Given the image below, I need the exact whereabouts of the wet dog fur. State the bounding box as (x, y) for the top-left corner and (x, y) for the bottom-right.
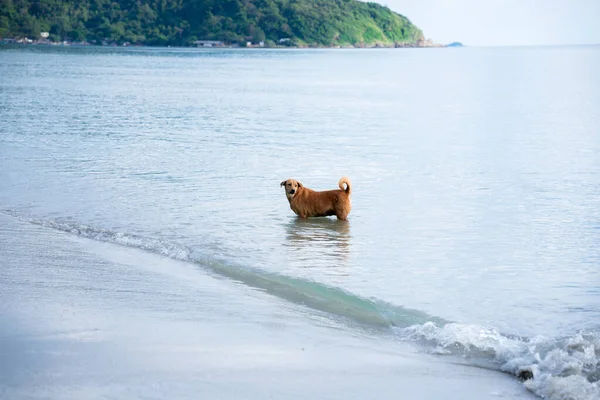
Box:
(280, 177), (351, 220)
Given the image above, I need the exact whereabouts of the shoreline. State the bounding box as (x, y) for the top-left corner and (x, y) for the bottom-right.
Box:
(2, 35), (454, 50)
(0, 213), (534, 400)
(0, 41), (457, 50)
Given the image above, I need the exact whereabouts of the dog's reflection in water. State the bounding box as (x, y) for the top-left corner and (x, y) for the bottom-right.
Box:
(284, 217), (351, 267)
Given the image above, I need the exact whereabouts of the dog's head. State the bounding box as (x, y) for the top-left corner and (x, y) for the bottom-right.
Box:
(280, 178), (302, 200)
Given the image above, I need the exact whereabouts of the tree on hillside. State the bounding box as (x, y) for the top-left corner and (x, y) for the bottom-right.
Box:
(0, 0), (423, 47)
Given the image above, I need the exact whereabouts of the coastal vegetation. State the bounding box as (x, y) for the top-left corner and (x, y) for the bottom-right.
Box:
(0, 0), (423, 47)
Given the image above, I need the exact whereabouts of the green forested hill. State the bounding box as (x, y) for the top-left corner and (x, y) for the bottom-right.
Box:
(0, 0), (423, 47)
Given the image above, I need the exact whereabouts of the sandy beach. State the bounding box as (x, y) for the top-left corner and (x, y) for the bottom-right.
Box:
(0, 214), (535, 399)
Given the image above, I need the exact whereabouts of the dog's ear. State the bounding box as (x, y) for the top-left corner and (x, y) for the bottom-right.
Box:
(280, 180), (286, 187)
(297, 182), (302, 188)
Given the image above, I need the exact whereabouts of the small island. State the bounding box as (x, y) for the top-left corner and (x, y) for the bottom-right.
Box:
(0, 0), (440, 48)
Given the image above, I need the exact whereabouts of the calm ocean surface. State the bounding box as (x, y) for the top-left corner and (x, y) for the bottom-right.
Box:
(1, 45), (599, 399)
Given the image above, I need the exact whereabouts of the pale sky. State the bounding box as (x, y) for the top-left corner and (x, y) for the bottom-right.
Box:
(381, 0), (600, 46)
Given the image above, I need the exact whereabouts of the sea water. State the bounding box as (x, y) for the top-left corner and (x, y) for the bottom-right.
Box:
(1, 45), (599, 399)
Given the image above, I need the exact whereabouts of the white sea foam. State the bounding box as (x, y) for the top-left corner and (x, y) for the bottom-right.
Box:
(402, 322), (600, 400)
(29, 217), (194, 262)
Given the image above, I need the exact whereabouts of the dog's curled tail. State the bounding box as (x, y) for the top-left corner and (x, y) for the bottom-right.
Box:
(338, 177), (351, 194)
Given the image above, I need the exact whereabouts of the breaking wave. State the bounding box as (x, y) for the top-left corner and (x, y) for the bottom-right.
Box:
(403, 323), (600, 400)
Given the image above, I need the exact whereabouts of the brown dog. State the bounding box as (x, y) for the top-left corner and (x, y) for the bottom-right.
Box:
(280, 177), (352, 220)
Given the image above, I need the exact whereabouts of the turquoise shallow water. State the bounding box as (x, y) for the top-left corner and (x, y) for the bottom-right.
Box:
(1, 45), (600, 399)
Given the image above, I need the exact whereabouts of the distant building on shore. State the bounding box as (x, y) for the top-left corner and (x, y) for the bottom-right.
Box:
(194, 40), (224, 48)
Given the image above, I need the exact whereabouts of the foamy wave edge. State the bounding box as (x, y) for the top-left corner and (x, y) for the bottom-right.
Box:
(6, 211), (600, 400)
(401, 322), (600, 400)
